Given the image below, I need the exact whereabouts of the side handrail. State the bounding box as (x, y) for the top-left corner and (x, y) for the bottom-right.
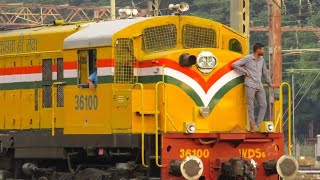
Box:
(155, 81), (166, 167)
(274, 82), (292, 155)
(159, 65), (178, 131)
(134, 83), (148, 168)
(51, 82), (66, 136)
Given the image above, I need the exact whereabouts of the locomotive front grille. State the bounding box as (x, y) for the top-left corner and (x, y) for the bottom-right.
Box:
(143, 24), (177, 52)
(182, 24), (216, 48)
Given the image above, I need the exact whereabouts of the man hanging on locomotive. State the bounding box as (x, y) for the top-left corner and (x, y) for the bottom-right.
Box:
(232, 43), (277, 132)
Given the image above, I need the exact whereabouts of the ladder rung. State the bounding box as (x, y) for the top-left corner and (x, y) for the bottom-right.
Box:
(136, 111), (160, 115)
(148, 155), (160, 160)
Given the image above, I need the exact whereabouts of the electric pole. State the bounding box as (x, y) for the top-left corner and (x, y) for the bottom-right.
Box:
(111, 0), (116, 20)
(230, 0), (250, 52)
(268, 0), (282, 88)
(292, 73), (296, 157)
(267, 0), (282, 126)
(147, 0), (159, 16)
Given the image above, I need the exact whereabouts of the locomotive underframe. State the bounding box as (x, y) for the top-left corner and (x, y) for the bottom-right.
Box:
(0, 129), (160, 179)
(0, 129), (284, 180)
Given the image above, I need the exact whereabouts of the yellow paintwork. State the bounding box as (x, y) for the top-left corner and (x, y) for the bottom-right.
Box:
(0, 24), (84, 131)
(63, 84), (113, 134)
(0, 15), (276, 136)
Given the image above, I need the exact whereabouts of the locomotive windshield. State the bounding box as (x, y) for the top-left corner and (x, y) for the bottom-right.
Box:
(182, 24), (216, 48)
(143, 24), (177, 52)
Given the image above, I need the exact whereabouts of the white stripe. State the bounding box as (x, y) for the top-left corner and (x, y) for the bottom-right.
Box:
(170, 70), (241, 106)
(0, 67), (242, 106)
(52, 72), (57, 80)
(0, 67), (114, 83)
(64, 70), (77, 78)
(0, 74), (42, 83)
(137, 67), (242, 106)
(205, 71), (242, 105)
(98, 67), (113, 76)
(137, 67), (163, 76)
(165, 68), (208, 104)
(22, 73), (42, 82)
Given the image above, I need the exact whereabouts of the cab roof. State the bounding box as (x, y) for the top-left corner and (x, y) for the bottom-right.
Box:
(63, 17), (150, 49)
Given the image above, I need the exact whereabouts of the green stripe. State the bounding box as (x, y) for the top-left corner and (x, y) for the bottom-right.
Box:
(140, 75), (244, 111)
(0, 82), (35, 90)
(0, 75), (243, 112)
(208, 76), (244, 110)
(98, 76), (114, 83)
(138, 75), (162, 83)
(166, 76), (204, 106)
(138, 75), (204, 106)
(0, 76), (113, 90)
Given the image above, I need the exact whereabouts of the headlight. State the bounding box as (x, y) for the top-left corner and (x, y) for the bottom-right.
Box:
(132, 9), (138, 16)
(267, 124), (274, 132)
(197, 57), (207, 68)
(196, 51), (218, 74)
(184, 122), (196, 134)
(186, 123), (196, 133)
(206, 56), (216, 68)
(259, 121), (274, 132)
(125, 9), (132, 15)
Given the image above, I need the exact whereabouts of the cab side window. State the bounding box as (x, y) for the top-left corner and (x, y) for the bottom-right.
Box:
(42, 59), (52, 108)
(229, 38), (243, 54)
(77, 49), (97, 87)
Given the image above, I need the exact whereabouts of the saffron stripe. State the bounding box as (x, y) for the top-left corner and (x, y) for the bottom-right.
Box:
(0, 58), (239, 93)
(138, 58), (239, 92)
(0, 59), (113, 75)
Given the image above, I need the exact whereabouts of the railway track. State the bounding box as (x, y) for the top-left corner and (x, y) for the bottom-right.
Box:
(295, 168), (320, 179)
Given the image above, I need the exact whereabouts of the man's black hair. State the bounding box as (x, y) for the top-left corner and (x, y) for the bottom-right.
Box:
(253, 43), (264, 52)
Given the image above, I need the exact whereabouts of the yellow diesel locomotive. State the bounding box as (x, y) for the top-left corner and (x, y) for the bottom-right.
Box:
(0, 10), (297, 180)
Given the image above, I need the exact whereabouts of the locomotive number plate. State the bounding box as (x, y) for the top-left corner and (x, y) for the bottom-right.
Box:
(74, 95), (98, 110)
(179, 149), (210, 159)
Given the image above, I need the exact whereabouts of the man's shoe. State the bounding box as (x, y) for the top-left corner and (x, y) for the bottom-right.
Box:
(249, 120), (258, 132)
(251, 125), (259, 132)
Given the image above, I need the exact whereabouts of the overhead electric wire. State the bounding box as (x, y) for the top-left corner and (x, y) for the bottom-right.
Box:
(283, 70), (320, 126)
(282, 57), (320, 126)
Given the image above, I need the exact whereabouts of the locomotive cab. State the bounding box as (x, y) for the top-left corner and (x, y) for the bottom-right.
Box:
(61, 15), (250, 135)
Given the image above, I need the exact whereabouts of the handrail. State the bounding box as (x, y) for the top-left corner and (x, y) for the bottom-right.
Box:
(274, 82), (292, 155)
(134, 83), (148, 168)
(274, 113), (282, 132)
(155, 81), (166, 167)
(161, 65), (165, 82)
(51, 82), (66, 136)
